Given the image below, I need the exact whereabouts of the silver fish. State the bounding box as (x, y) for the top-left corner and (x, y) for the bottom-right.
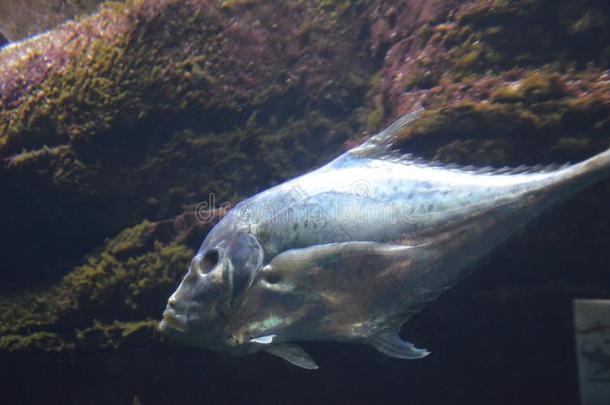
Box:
(159, 110), (610, 369)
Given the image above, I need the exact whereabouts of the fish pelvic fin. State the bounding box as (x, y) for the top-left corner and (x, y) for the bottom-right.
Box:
(369, 331), (430, 360)
(265, 343), (319, 370)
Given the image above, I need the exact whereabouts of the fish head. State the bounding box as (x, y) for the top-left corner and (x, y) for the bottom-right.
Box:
(159, 222), (264, 350)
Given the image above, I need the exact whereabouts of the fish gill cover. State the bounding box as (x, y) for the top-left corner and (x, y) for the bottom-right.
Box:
(0, 0), (608, 404)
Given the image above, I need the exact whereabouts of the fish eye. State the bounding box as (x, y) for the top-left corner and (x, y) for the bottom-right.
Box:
(201, 249), (220, 273)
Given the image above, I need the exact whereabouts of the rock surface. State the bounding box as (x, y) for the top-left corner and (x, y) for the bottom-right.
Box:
(0, 0), (609, 404)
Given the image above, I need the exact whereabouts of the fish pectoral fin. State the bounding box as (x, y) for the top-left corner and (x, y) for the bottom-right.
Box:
(265, 343), (319, 370)
(268, 241), (415, 277)
(369, 332), (430, 360)
(250, 334), (276, 344)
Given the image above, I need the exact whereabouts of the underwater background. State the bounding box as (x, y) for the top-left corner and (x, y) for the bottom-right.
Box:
(1, 0), (609, 404)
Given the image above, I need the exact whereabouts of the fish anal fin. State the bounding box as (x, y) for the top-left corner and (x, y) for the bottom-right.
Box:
(369, 331), (430, 360)
(265, 343), (319, 370)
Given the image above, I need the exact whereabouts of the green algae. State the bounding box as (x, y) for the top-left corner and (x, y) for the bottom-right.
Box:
(376, 0), (610, 167)
(220, 0), (256, 10)
(455, 49), (481, 71)
(393, 81), (610, 168)
(0, 332), (73, 352)
(0, 217), (193, 351)
(404, 71), (439, 91)
(463, 0), (610, 69)
(366, 105), (384, 133)
(76, 319), (159, 349)
(449, 34), (503, 78)
(58, 236), (193, 315)
(106, 220), (157, 257)
(0, 3), (135, 151)
(491, 72), (566, 103)
(0, 0), (283, 153)
(316, 0), (357, 15)
(565, 7), (607, 34)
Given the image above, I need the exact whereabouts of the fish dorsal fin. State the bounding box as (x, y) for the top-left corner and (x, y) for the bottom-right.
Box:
(353, 108), (424, 158)
(382, 158), (572, 176)
(350, 108), (572, 176)
(369, 331), (430, 360)
(265, 343), (319, 370)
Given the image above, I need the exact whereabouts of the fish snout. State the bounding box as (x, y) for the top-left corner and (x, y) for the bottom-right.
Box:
(159, 293), (187, 330)
(159, 250), (232, 340)
(161, 308), (188, 332)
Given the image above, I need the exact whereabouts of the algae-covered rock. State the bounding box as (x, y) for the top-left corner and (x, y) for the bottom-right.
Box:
(372, 0), (610, 169)
(0, 0), (106, 43)
(0, 0), (372, 287)
(0, 211), (204, 350)
(0, 0), (609, 404)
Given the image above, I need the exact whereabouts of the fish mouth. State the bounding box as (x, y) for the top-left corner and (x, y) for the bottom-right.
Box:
(160, 310), (188, 333)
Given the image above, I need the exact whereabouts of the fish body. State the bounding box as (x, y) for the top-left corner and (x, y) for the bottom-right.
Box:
(159, 111), (610, 369)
